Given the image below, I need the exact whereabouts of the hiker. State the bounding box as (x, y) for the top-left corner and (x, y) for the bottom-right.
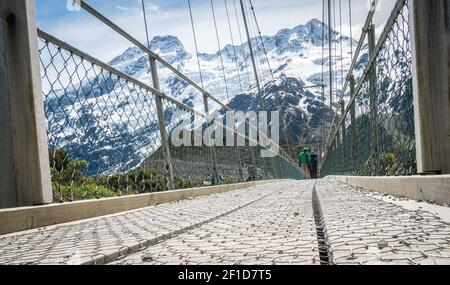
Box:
(247, 163), (256, 181)
(309, 151), (319, 179)
(298, 148), (310, 179)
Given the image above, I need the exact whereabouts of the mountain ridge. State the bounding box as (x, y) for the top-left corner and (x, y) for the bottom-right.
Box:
(45, 18), (361, 175)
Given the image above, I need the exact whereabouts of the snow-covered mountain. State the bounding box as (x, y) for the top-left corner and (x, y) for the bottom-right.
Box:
(107, 18), (359, 111)
(45, 18), (364, 176)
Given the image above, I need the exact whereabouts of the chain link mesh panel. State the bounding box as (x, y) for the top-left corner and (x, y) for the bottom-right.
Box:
(162, 99), (216, 187)
(39, 38), (174, 202)
(322, 1), (415, 177)
(39, 34), (304, 202)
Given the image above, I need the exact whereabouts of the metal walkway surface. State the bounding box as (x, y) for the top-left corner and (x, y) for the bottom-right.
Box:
(0, 179), (449, 265)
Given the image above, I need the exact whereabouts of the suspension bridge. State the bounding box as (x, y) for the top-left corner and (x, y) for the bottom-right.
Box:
(0, 0), (449, 265)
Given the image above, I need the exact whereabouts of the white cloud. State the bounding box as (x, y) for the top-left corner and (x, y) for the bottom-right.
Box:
(140, 1), (169, 16)
(38, 0), (397, 62)
(116, 6), (130, 12)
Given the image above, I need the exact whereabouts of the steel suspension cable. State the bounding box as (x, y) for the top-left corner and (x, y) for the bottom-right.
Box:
(210, 0), (231, 103)
(246, 0), (275, 178)
(321, 0), (326, 160)
(233, 0), (252, 89)
(187, 0), (205, 89)
(244, 0), (263, 87)
(141, 0), (151, 48)
(72, 0), (301, 172)
(327, 0), (333, 108)
(333, 0), (338, 102)
(348, 0), (354, 61)
(246, 2), (265, 86)
(248, 0), (293, 157)
(247, 1), (267, 87)
(224, 0), (244, 93)
(322, 0), (325, 88)
(249, 0), (275, 82)
(339, 0), (344, 99)
(239, 0), (272, 178)
(239, 0), (264, 103)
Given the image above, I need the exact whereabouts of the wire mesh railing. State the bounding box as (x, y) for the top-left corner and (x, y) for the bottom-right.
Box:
(40, 35), (169, 201)
(161, 99), (216, 185)
(321, 0), (415, 177)
(38, 28), (303, 202)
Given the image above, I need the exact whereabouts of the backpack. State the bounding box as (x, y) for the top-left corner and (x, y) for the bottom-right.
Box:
(310, 154), (318, 166)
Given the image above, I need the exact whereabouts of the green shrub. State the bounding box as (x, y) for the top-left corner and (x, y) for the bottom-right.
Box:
(49, 148), (206, 202)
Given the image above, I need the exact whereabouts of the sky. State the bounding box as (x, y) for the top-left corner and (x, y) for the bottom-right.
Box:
(35, 0), (396, 62)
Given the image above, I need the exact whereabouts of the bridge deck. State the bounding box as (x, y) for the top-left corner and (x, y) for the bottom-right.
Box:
(0, 179), (449, 265)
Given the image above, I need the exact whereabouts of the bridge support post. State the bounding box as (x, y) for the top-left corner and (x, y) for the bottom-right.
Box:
(150, 58), (175, 190)
(367, 23), (379, 176)
(270, 153), (278, 178)
(340, 100), (346, 171)
(330, 143), (335, 175)
(280, 157), (286, 179)
(233, 120), (243, 182)
(349, 75), (357, 175)
(409, 0), (450, 175)
(275, 157), (280, 179)
(225, 111), (243, 182)
(340, 101), (346, 146)
(202, 94), (220, 185)
(261, 153), (271, 180)
(276, 156), (283, 178)
(335, 113), (341, 173)
(234, 137), (244, 182)
(0, 0), (52, 208)
(249, 147), (257, 180)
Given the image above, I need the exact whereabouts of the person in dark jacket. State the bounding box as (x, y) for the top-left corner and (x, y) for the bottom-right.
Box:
(247, 163), (256, 181)
(309, 151), (319, 179)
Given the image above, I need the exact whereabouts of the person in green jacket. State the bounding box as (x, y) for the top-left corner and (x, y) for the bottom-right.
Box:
(298, 148), (310, 179)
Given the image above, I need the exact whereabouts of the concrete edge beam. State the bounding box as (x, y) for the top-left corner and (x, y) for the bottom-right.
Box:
(327, 175), (450, 206)
(0, 180), (285, 235)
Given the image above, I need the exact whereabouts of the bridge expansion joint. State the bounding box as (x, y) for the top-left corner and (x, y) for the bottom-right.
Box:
(312, 184), (333, 265)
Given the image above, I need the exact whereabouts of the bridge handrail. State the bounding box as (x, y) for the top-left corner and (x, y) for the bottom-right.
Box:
(78, 1), (229, 112)
(38, 32), (303, 191)
(37, 29), (206, 118)
(323, 0), (378, 154)
(321, 0), (409, 169)
(76, 0), (300, 171)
